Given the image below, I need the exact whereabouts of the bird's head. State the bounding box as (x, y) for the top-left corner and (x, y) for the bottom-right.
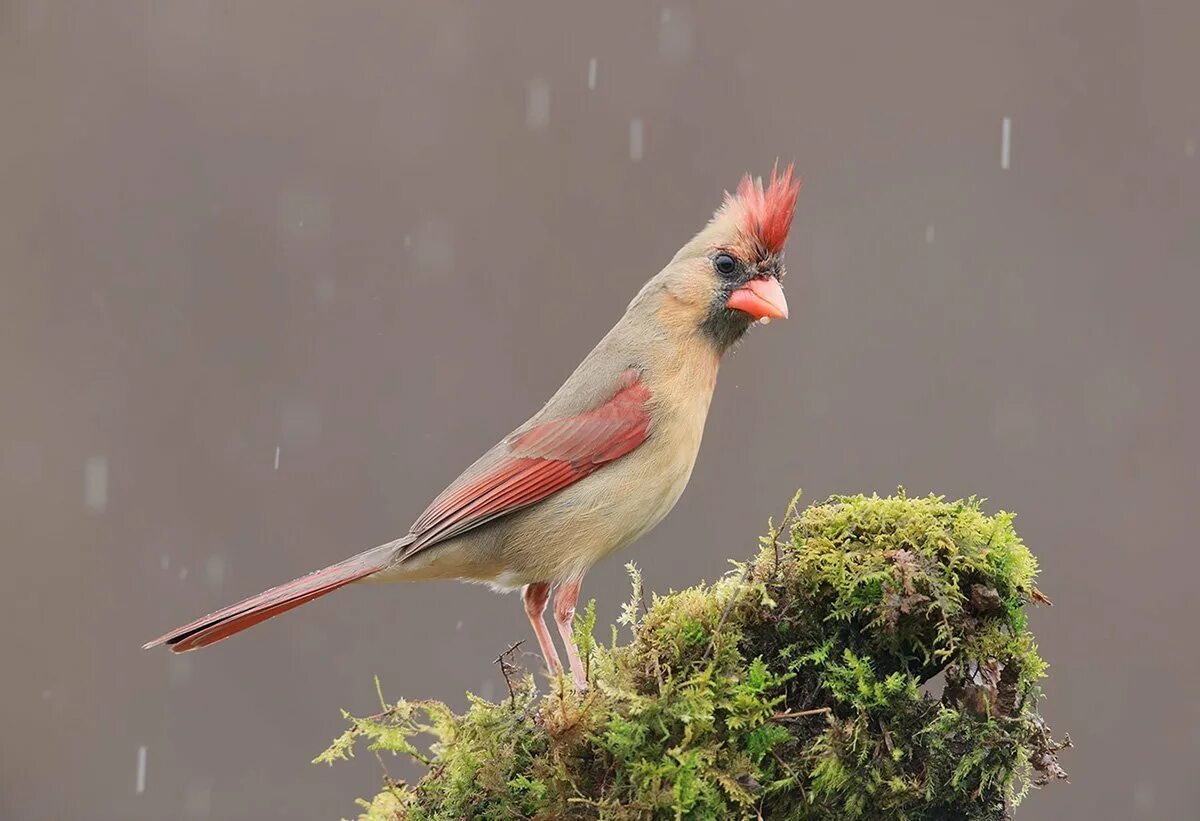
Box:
(655, 165), (801, 352)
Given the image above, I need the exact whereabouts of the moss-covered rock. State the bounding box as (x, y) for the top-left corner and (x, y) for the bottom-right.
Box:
(317, 491), (1068, 819)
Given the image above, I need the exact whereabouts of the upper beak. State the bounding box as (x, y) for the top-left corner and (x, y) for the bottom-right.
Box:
(726, 276), (789, 321)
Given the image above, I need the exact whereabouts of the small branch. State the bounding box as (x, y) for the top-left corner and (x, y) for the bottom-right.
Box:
(770, 489), (803, 578)
(372, 749), (394, 783)
(704, 493), (801, 662)
(702, 560), (754, 662)
(493, 640), (525, 709)
(879, 718), (895, 756)
(771, 707), (831, 722)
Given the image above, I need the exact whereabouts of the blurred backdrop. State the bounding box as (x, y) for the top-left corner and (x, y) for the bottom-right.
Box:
(2, 2), (1198, 819)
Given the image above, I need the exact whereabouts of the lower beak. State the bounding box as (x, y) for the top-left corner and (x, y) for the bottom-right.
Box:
(726, 277), (789, 320)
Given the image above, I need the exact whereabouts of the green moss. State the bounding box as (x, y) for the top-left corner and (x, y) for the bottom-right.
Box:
(317, 491), (1068, 819)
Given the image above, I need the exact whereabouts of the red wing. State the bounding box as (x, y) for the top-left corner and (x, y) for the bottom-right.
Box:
(403, 370), (651, 554)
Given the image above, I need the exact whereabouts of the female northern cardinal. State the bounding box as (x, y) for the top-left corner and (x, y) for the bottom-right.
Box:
(145, 167), (801, 690)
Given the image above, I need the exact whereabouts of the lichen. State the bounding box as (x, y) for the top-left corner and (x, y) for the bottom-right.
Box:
(317, 491), (1068, 819)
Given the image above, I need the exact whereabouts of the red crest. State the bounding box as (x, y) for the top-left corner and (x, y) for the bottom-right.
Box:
(726, 164), (802, 256)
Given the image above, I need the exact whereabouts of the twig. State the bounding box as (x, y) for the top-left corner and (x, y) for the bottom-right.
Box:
(373, 749), (394, 783)
(493, 640), (525, 709)
(879, 717), (895, 756)
(567, 796), (653, 812)
(703, 493), (802, 662)
(702, 560), (754, 662)
(771, 749), (797, 777)
(771, 707), (831, 722)
(770, 489), (803, 578)
(772, 528), (782, 573)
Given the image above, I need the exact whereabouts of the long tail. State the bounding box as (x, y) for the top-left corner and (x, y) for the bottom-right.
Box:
(143, 541), (404, 653)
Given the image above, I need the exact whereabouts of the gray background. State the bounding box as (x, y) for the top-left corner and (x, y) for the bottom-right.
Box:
(2, 2), (1198, 819)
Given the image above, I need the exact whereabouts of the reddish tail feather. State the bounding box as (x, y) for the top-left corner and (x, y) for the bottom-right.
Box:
(143, 543), (399, 653)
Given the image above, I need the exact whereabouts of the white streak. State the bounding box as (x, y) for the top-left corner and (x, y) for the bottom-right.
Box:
(925, 224), (935, 244)
(1000, 117), (1012, 170)
(315, 277), (336, 304)
(657, 7), (692, 63)
(410, 221), (455, 274)
(273, 446), (280, 471)
(1134, 782), (1155, 811)
(136, 746), (147, 794)
(526, 78), (550, 130)
(629, 118), (644, 161)
(587, 58), (597, 90)
(205, 554), (226, 586)
(184, 782), (213, 818)
(85, 456), (108, 512)
(281, 401), (322, 438)
(170, 654), (194, 685)
(278, 191), (330, 240)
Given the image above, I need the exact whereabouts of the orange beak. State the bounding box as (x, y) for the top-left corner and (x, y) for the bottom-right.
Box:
(726, 277), (788, 321)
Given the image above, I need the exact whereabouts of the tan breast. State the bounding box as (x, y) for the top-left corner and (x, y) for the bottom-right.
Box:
(492, 337), (719, 584)
(387, 315), (723, 589)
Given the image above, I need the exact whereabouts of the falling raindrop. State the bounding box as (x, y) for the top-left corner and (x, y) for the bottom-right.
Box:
(179, 567), (189, 581)
(170, 654), (194, 686)
(526, 78), (551, 130)
(1000, 117), (1012, 170)
(991, 394), (1037, 443)
(658, 7), (692, 63)
(315, 277), (336, 304)
(411, 221), (455, 275)
(281, 401), (322, 439)
(84, 456), (108, 512)
(925, 224), (935, 244)
(161, 555), (170, 570)
(278, 191), (331, 240)
(205, 555), (226, 586)
(629, 118), (644, 161)
(184, 781), (213, 819)
(587, 58), (597, 90)
(273, 446), (281, 471)
(135, 745), (147, 795)
(1133, 781), (1155, 812)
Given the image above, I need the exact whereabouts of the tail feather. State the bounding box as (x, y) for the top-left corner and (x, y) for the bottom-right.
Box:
(143, 542), (401, 653)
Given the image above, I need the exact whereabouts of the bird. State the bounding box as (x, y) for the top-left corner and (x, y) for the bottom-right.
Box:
(144, 166), (801, 691)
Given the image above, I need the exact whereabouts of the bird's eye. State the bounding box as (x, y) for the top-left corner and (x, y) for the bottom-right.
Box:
(713, 253), (737, 276)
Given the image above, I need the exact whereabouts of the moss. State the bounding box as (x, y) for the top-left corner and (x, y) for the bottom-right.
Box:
(317, 491), (1068, 819)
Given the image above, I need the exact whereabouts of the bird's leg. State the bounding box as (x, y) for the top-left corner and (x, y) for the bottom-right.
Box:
(552, 578), (588, 692)
(522, 582), (562, 678)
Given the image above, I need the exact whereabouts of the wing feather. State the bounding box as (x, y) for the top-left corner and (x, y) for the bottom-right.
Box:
(402, 370), (651, 558)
